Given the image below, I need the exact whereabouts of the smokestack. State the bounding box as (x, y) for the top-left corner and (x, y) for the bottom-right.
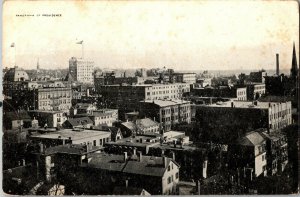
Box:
(276, 53), (279, 75)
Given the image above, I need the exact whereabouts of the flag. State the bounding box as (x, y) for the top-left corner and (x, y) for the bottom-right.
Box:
(10, 43), (15, 47)
(76, 40), (83, 44)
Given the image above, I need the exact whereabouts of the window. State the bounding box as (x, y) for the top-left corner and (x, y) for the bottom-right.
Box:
(93, 140), (96, 146)
(168, 166), (171, 171)
(175, 172), (179, 179)
(262, 155), (265, 161)
(167, 177), (172, 184)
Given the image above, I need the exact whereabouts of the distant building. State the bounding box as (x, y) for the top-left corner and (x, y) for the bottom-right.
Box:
(140, 99), (192, 132)
(97, 83), (191, 117)
(246, 83), (266, 100)
(249, 70), (267, 84)
(28, 110), (68, 128)
(211, 77), (232, 87)
(69, 57), (94, 84)
(170, 73), (196, 84)
(3, 66), (30, 82)
(191, 86), (247, 101)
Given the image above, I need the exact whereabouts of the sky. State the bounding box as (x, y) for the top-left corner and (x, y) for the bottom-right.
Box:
(2, 0), (299, 71)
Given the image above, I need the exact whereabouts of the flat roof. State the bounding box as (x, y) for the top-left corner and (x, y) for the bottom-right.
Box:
(141, 99), (190, 107)
(207, 101), (288, 109)
(30, 129), (110, 141)
(107, 135), (160, 147)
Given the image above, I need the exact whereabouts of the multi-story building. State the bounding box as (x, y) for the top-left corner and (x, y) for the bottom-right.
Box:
(139, 99), (191, 132)
(78, 152), (180, 195)
(3, 66), (30, 82)
(170, 73), (196, 84)
(69, 57), (94, 84)
(34, 87), (72, 112)
(30, 128), (111, 148)
(249, 70), (267, 84)
(191, 86), (247, 101)
(97, 83), (191, 116)
(260, 131), (288, 176)
(196, 100), (292, 143)
(228, 131), (267, 179)
(246, 83), (266, 100)
(28, 110), (68, 128)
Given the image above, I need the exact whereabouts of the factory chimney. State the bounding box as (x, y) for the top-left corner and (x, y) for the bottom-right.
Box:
(276, 53), (280, 75)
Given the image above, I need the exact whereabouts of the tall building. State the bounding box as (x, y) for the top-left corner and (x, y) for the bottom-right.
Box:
(69, 57), (94, 84)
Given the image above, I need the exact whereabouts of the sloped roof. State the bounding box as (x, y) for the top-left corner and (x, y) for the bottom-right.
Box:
(66, 117), (93, 127)
(84, 153), (179, 177)
(113, 186), (149, 195)
(136, 118), (159, 129)
(64, 72), (75, 82)
(238, 131), (265, 146)
(121, 121), (138, 131)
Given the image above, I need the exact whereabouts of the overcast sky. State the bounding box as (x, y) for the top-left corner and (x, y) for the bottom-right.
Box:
(2, 0), (299, 71)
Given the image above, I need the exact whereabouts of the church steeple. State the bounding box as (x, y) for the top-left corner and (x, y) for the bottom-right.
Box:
(291, 42), (298, 80)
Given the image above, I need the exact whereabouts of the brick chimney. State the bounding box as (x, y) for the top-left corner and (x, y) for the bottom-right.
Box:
(138, 151), (143, 162)
(276, 53), (280, 75)
(124, 152), (128, 162)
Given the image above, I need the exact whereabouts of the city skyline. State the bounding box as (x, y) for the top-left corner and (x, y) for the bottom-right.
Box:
(3, 1), (299, 71)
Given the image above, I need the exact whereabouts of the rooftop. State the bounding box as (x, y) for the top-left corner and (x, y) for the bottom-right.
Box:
(84, 153), (178, 177)
(141, 99), (190, 107)
(107, 135), (160, 148)
(43, 144), (102, 155)
(207, 100), (288, 109)
(136, 118), (159, 128)
(238, 131), (265, 146)
(30, 129), (110, 141)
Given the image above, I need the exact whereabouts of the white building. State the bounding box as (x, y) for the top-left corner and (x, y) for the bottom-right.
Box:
(69, 57), (94, 84)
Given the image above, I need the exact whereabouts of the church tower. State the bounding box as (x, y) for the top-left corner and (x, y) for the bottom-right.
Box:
(290, 42), (298, 81)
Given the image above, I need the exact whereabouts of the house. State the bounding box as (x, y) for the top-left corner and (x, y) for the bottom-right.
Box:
(79, 152), (180, 195)
(70, 103), (97, 116)
(28, 110), (68, 128)
(91, 125), (123, 142)
(260, 131), (288, 176)
(136, 118), (160, 134)
(228, 131), (267, 180)
(62, 117), (93, 129)
(3, 110), (32, 130)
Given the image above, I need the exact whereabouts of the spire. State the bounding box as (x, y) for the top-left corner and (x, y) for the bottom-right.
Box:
(291, 42), (298, 79)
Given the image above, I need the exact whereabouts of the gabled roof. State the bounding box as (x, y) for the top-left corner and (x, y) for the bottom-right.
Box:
(238, 131), (265, 146)
(136, 118), (159, 129)
(83, 153), (179, 177)
(121, 121), (138, 131)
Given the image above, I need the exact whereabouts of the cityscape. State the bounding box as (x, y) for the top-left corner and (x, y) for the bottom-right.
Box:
(2, 0), (299, 196)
